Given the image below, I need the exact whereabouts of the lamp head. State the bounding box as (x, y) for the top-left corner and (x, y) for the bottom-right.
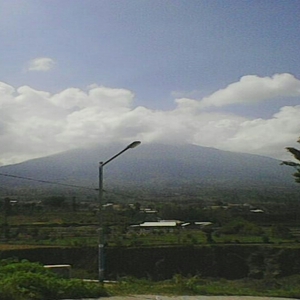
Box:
(127, 141), (141, 149)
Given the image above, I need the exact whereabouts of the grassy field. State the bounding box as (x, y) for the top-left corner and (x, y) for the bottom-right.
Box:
(106, 275), (300, 298)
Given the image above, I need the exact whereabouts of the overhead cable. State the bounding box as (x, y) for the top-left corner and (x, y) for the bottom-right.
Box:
(0, 172), (97, 191)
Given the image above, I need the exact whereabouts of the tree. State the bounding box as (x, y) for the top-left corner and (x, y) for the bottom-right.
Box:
(281, 138), (300, 183)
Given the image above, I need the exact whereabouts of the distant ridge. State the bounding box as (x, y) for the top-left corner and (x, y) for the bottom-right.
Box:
(0, 143), (297, 193)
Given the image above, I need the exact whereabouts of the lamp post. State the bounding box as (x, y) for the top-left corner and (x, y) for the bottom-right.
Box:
(98, 141), (141, 282)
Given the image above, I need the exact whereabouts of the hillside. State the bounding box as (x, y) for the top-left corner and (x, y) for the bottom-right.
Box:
(0, 143), (297, 195)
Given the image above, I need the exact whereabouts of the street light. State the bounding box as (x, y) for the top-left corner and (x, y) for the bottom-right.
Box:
(98, 141), (141, 282)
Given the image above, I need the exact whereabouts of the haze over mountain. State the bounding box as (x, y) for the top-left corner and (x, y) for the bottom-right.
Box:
(0, 143), (296, 195)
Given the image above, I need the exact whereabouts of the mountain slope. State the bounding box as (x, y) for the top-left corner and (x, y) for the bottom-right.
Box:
(0, 143), (296, 192)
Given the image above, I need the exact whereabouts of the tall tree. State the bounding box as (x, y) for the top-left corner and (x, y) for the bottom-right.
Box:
(281, 137), (300, 183)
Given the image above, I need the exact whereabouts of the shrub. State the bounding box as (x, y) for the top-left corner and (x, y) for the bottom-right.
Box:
(0, 260), (107, 300)
(0, 260), (48, 278)
(220, 218), (263, 236)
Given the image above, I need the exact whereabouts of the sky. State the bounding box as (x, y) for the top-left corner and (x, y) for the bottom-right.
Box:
(0, 0), (300, 165)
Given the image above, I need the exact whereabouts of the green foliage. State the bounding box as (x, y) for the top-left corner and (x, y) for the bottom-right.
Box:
(106, 274), (300, 298)
(0, 260), (107, 300)
(0, 259), (48, 276)
(282, 138), (300, 184)
(171, 274), (201, 294)
(220, 218), (263, 236)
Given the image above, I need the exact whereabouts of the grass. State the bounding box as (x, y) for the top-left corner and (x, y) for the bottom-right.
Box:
(0, 228), (298, 248)
(2, 259), (300, 299)
(0, 244), (58, 250)
(105, 275), (300, 298)
(107, 230), (297, 247)
(0, 211), (97, 226)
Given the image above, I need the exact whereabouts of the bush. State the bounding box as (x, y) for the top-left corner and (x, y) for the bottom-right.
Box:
(0, 260), (107, 300)
(220, 218), (263, 236)
(0, 259), (49, 277)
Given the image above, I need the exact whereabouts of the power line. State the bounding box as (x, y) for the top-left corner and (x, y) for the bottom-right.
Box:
(0, 172), (141, 199)
(0, 172), (97, 191)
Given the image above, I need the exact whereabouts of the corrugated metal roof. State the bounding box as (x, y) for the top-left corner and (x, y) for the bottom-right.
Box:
(181, 222), (191, 227)
(194, 222), (213, 226)
(140, 221), (177, 227)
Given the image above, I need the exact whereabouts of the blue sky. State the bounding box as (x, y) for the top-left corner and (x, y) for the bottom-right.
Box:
(0, 0), (300, 165)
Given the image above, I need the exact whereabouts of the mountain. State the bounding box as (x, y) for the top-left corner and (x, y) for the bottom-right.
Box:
(0, 143), (297, 194)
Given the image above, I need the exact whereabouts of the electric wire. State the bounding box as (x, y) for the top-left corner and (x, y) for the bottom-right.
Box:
(0, 173), (140, 198)
(0, 172), (97, 191)
(0, 172), (140, 199)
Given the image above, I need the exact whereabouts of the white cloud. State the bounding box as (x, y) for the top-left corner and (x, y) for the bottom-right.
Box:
(0, 82), (15, 95)
(0, 73), (299, 165)
(176, 73), (300, 110)
(26, 57), (56, 72)
(218, 106), (300, 159)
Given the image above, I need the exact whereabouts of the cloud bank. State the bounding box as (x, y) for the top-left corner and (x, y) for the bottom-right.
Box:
(176, 73), (300, 110)
(0, 73), (299, 165)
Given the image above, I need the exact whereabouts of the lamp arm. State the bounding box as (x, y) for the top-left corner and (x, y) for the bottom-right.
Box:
(101, 148), (128, 167)
(101, 141), (141, 167)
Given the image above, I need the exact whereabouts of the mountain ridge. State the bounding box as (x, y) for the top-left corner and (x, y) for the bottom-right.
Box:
(0, 143), (296, 194)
